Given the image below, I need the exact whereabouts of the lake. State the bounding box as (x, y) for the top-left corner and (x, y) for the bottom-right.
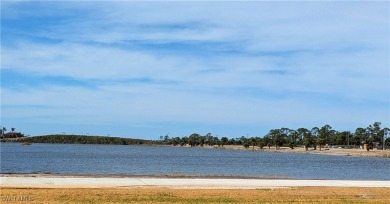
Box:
(1, 143), (389, 180)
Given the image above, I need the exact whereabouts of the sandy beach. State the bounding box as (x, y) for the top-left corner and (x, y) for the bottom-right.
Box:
(208, 145), (390, 158)
(1, 174), (390, 203)
(1, 174), (389, 189)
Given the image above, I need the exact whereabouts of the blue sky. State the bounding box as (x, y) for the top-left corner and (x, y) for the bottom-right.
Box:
(1, 1), (389, 139)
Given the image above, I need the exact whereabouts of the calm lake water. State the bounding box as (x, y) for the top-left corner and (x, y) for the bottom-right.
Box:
(1, 143), (389, 180)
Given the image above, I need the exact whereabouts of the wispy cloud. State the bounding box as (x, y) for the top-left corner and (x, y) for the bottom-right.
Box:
(1, 1), (389, 137)
(1, 69), (97, 90)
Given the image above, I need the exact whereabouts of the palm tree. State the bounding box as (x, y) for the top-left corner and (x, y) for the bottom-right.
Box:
(288, 130), (298, 149)
(268, 129), (285, 150)
(367, 122), (382, 144)
(303, 132), (313, 151)
(311, 127), (319, 150)
(297, 128), (309, 146)
(9, 127), (16, 138)
(250, 137), (257, 150)
(205, 133), (213, 146)
(354, 127), (367, 147)
(0, 127), (6, 138)
(163, 133), (170, 142)
(318, 125), (334, 150)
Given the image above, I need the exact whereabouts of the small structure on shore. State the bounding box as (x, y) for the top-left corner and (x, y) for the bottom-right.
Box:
(1, 128), (25, 139)
(3, 132), (24, 138)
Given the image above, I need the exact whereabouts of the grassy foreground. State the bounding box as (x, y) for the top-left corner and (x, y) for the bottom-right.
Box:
(1, 187), (390, 203)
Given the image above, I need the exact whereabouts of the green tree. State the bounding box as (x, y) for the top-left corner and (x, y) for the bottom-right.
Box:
(318, 125), (334, 150)
(199, 136), (205, 147)
(267, 129), (285, 150)
(354, 127), (367, 146)
(188, 133), (200, 147)
(296, 128), (309, 146)
(302, 132), (313, 151)
(256, 137), (265, 149)
(209, 136), (220, 147)
(180, 136), (188, 146)
(333, 131), (352, 146)
(221, 137), (228, 147)
(239, 136), (248, 147)
(163, 133), (170, 143)
(311, 127), (319, 150)
(288, 130), (298, 149)
(228, 138), (236, 145)
(367, 122), (383, 148)
(171, 137), (181, 146)
(263, 135), (272, 149)
(0, 127), (6, 139)
(250, 137), (258, 150)
(205, 133), (213, 146)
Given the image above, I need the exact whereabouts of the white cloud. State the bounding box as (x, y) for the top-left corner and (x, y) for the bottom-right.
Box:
(1, 1), (389, 137)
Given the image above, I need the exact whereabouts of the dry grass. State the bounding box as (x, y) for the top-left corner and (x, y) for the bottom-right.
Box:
(1, 187), (390, 203)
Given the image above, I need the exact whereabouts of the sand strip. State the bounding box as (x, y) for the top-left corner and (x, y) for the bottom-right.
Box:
(1, 175), (389, 189)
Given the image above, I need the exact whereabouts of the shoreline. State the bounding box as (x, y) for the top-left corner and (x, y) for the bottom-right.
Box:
(1, 174), (390, 189)
(3, 141), (390, 158)
(0, 173), (278, 180)
(192, 145), (390, 158)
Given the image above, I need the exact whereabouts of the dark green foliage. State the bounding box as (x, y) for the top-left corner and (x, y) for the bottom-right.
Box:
(15, 134), (150, 145)
(2, 122), (388, 149)
(159, 123), (387, 149)
(221, 137), (228, 147)
(257, 137), (265, 149)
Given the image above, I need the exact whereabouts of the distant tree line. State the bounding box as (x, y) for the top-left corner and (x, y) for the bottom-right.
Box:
(160, 122), (390, 151)
(1, 122), (388, 149)
(16, 134), (150, 145)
